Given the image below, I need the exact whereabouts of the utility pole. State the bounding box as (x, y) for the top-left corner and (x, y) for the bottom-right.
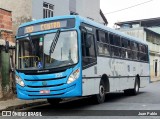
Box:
(1, 32), (10, 98)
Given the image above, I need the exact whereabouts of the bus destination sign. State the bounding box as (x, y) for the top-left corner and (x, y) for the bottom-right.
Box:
(17, 19), (75, 36)
(25, 21), (62, 34)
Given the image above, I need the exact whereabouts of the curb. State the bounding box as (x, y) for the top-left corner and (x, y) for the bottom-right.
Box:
(150, 80), (160, 83)
(0, 101), (48, 111)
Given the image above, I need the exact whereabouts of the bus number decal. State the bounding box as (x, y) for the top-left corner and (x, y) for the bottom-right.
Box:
(25, 26), (34, 33)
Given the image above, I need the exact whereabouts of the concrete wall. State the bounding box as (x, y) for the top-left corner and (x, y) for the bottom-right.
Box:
(0, 0), (32, 35)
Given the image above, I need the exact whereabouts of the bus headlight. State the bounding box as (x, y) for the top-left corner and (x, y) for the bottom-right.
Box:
(16, 75), (25, 87)
(67, 68), (80, 84)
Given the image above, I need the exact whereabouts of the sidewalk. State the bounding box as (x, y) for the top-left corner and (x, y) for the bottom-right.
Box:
(0, 98), (47, 111)
(151, 78), (160, 83)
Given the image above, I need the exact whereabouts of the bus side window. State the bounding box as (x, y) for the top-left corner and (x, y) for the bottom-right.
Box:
(127, 40), (132, 59)
(109, 34), (121, 57)
(97, 30), (110, 56)
(139, 44), (148, 62)
(145, 45), (149, 62)
(121, 38), (128, 59)
(131, 42), (138, 60)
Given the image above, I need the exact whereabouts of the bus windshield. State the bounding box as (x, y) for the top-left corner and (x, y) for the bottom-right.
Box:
(17, 31), (78, 70)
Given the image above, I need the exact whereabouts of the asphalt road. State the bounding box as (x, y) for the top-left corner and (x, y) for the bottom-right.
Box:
(2, 81), (160, 119)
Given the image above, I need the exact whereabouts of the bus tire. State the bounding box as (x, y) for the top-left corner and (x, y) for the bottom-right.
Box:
(92, 80), (106, 104)
(130, 77), (139, 95)
(124, 77), (139, 95)
(47, 98), (61, 105)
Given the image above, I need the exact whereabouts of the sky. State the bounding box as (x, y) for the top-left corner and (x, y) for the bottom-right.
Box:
(100, 0), (160, 28)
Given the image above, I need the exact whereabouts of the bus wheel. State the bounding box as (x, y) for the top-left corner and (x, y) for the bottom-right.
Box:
(124, 77), (139, 95)
(93, 80), (106, 104)
(47, 98), (61, 105)
(130, 77), (139, 95)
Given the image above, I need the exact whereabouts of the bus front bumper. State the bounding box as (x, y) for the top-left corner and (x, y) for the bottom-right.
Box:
(16, 82), (81, 100)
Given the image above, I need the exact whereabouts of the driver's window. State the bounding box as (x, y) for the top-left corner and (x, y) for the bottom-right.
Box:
(81, 31), (96, 68)
(86, 34), (96, 57)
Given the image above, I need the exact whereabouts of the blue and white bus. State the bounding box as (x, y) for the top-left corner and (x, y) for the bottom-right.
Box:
(15, 15), (150, 104)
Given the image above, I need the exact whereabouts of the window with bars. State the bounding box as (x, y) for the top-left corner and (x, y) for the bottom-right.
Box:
(43, 2), (54, 18)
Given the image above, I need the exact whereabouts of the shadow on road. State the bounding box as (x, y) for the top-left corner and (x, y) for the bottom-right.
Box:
(28, 92), (146, 111)
(105, 92), (145, 102)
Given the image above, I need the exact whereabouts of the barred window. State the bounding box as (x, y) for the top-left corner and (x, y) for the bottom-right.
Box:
(43, 2), (54, 18)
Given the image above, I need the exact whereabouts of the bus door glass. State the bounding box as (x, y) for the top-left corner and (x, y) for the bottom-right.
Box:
(81, 29), (96, 68)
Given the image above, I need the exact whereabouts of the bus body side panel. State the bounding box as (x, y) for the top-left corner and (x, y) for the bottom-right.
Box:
(82, 57), (150, 96)
(82, 78), (100, 96)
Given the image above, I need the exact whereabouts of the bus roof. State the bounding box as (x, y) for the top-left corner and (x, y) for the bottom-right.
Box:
(18, 15), (147, 45)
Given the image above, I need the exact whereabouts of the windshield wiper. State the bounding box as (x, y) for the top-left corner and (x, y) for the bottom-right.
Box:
(49, 29), (61, 61)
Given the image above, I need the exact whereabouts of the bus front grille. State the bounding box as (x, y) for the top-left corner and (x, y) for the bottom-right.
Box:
(26, 83), (64, 88)
(24, 76), (67, 81)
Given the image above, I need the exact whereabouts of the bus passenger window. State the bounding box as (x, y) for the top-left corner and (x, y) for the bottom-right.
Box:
(133, 51), (138, 60)
(121, 49), (126, 58)
(131, 42), (138, 60)
(121, 38), (128, 48)
(121, 38), (128, 59)
(127, 50), (132, 59)
(109, 34), (114, 45)
(114, 35), (120, 46)
(98, 31), (106, 42)
(109, 34), (121, 57)
(139, 44), (148, 62)
(97, 30), (110, 56)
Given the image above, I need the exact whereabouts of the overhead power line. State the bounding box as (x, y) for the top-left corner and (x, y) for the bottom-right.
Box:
(104, 0), (154, 15)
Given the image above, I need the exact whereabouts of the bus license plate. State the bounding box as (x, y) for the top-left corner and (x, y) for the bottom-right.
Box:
(40, 90), (50, 94)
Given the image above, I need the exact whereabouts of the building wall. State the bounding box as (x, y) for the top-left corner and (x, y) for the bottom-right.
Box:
(118, 28), (146, 41)
(149, 27), (160, 34)
(0, 8), (14, 98)
(149, 53), (160, 81)
(32, 0), (104, 24)
(76, 0), (101, 23)
(118, 28), (160, 81)
(0, 0), (32, 36)
(0, 9), (13, 42)
(32, 0), (69, 20)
